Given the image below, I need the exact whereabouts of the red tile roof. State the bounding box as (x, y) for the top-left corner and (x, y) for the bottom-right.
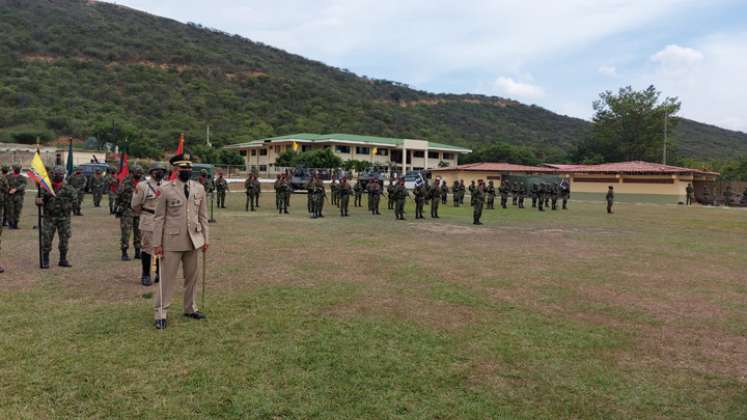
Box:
(431, 162), (556, 172)
(542, 161), (719, 175)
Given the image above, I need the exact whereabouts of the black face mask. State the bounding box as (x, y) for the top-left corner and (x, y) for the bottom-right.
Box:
(13, 169), (20, 175)
(133, 174), (142, 180)
(53, 175), (64, 182)
(153, 171), (164, 182)
(178, 170), (192, 182)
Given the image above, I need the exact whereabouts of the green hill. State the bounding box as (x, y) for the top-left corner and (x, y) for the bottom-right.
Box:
(0, 0), (745, 162)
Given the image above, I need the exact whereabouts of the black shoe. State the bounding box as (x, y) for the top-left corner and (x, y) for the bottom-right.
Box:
(184, 311), (206, 320)
(141, 275), (152, 286)
(154, 319), (167, 329)
(121, 250), (130, 261)
(41, 253), (50, 269)
(134, 249), (141, 259)
(58, 258), (72, 268)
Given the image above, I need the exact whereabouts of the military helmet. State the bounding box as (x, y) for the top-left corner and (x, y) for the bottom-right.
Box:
(1, 164), (8, 171)
(149, 162), (166, 173)
(12, 163), (22, 171)
(131, 164), (144, 175)
(201, 169), (208, 175)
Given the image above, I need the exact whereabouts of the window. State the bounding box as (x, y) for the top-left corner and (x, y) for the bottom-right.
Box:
(356, 146), (370, 155)
(376, 148), (389, 156)
(259, 165), (267, 171)
(428, 151), (439, 159)
(250, 150), (256, 156)
(442, 153), (453, 160)
(413, 151), (425, 158)
(259, 149), (268, 156)
(302, 145), (311, 152)
(335, 145), (351, 154)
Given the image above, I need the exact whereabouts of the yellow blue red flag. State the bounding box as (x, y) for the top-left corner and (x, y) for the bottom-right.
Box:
(27, 150), (55, 197)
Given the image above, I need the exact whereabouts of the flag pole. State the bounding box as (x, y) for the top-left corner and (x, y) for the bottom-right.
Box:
(36, 137), (44, 268)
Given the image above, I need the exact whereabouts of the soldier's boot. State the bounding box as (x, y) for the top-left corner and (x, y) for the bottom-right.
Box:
(134, 248), (141, 259)
(41, 253), (50, 269)
(58, 251), (72, 268)
(141, 254), (152, 286)
(121, 248), (130, 261)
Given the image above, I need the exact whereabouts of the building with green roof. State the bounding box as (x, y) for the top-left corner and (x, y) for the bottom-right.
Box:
(225, 133), (472, 173)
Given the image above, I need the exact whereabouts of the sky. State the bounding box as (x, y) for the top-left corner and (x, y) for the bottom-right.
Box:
(112, 0), (747, 132)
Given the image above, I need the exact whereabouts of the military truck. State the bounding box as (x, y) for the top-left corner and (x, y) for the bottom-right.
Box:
(357, 165), (388, 189)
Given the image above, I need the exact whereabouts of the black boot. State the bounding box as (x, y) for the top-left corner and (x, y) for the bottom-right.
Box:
(59, 251), (72, 268)
(134, 248), (141, 259)
(121, 249), (130, 261)
(41, 253), (50, 269)
(141, 253), (152, 286)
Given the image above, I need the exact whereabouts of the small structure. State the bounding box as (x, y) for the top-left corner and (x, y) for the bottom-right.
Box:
(430, 162), (557, 186)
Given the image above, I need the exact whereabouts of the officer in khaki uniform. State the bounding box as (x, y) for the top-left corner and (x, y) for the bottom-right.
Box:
(152, 152), (209, 330)
(131, 162), (165, 286)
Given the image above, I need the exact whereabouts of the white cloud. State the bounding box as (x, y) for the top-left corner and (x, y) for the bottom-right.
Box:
(651, 44), (704, 67)
(494, 77), (545, 100)
(639, 33), (747, 132)
(598, 65), (618, 77)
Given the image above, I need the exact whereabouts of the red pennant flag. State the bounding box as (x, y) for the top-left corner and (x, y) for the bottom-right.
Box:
(116, 153), (129, 182)
(169, 133), (185, 180)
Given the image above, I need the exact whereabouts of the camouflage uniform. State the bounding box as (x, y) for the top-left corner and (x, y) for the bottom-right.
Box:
(440, 180), (448, 205)
(39, 167), (76, 268)
(386, 180), (395, 210)
(308, 177), (326, 218)
(116, 169), (142, 260)
(457, 180), (466, 205)
(278, 175), (290, 214)
(468, 181), (476, 205)
(274, 175), (282, 210)
(452, 180), (460, 207)
(215, 175), (228, 208)
(244, 175), (257, 211)
(6, 164), (26, 229)
(67, 170), (87, 216)
(685, 183), (694, 206)
(105, 170), (118, 214)
(517, 183), (526, 209)
(338, 179), (352, 216)
(606, 186), (614, 214)
(550, 183), (559, 210)
(429, 181), (441, 218)
(330, 177), (339, 207)
(91, 171), (106, 207)
(473, 181), (485, 225)
(253, 177), (261, 208)
(1, 166), (8, 227)
(486, 181), (496, 209)
(0, 172), (8, 270)
(537, 183), (546, 212)
(353, 180), (363, 207)
(560, 180), (571, 210)
(367, 180), (382, 215)
(393, 180), (408, 220)
(413, 183), (426, 219)
(499, 181), (510, 209)
(531, 183), (539, 208)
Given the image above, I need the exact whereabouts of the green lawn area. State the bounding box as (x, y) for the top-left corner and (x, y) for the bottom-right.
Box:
(2, 192), (746, 419)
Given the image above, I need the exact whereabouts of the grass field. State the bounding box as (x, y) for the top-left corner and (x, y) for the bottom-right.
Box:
(2, 192), (746, 419)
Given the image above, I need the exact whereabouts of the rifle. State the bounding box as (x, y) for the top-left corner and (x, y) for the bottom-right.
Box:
(208, 192), (216, 223)
(37, 188), (43, 268)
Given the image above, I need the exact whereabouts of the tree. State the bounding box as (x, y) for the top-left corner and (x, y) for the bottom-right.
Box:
(574, 85), (681, 163)
(460, 142), (539, 165)
(274, 148), (343, 169)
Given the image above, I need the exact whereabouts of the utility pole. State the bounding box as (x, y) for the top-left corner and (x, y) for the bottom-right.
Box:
(663, 112), (668, 165)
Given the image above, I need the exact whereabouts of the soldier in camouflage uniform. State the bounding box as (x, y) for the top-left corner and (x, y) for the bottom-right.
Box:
(0, 165), (7, 231)
(116, 165), (143, 261)
(338, 176), (352, 217)
(67, 168), (87, 216)
(253, 175), (261, 208)
(278, 173), (290, 214)
(244, 174), (257, 211)
(215, 172), (228, 208)
(457, 180), (466, 206)
(499, 180), (510, 209)
(452, 180), (460, 207)
(544, 183), (551, 208)
(537, 183), (546, 212)
(273, 174), (282, 210)
(473, 179), (486, 225)
(353, 179), (363, 207)
(486, 181), (496, 209)
(517, 182), (526, 209)
(330, 175), (339, 207)
(685, 182), (694, 206)
(429, 179), (441, 218)
(531, 183), (539, 208)
(511, 181), (519, 206)
(550, 182), (559, 210)
(606, 186), (614, 213)
(440, 180), (448, 205)
(468, 180), (476, 203)
(105, 167), (118, 214)
(393, 177), (408, 220)
(560, 179), (571, 210)
(413, 180), (426, 219)
(308, 172), (326, 218)
(367, 179), (382, 215)
(386, 179), (395, 210)
(35, 166), (76, 269)
(0, 170), (8, 272)
(91, 169), (106, 207)
(6, 163), (26, 229)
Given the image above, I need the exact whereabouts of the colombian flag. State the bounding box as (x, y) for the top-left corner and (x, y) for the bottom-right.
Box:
(27, 149), (55, 197)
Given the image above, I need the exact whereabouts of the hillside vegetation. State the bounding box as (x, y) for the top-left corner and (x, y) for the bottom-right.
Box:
(0, 0), (745, 162)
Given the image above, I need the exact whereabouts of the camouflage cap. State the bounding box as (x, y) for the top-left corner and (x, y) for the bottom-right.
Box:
(201, 169), (208, 175)
(12, 163), (22, 170)
(131, 165), (144, 174)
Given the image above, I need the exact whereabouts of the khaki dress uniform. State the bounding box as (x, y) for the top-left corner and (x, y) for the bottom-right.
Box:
(152, 179), (209, 320)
